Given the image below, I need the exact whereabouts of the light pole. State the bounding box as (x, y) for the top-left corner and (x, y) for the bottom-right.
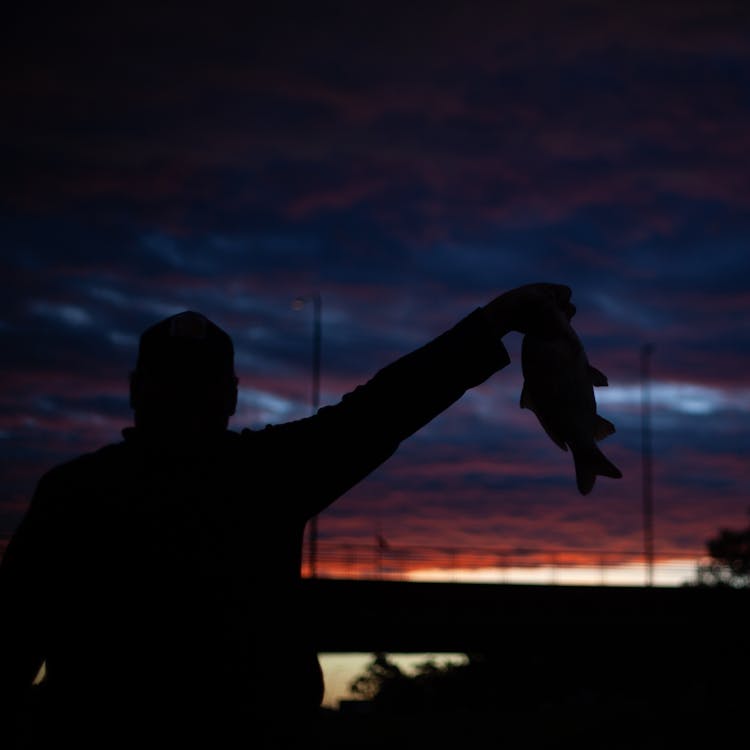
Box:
(294, 292), (322, 578)
(641, 343), (655, 587)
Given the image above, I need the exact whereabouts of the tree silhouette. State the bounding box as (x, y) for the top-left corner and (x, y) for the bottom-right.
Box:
(339, 645), (745, 748)
(348, 652), (513, 715)
(348, 653), (425, 713)
(697, 510), (750, 588)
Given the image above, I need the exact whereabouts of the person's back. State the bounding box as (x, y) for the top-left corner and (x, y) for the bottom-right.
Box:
(23, 432), (320, 747)
(2, 312), (324, 747)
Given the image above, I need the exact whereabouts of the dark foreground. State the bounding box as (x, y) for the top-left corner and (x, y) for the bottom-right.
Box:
(304, 579), (748, 749)
(15, 580), (749, 748)
(312, 698), (740, 749)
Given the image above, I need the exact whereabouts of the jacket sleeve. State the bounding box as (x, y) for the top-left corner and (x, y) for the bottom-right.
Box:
(245, 308), (511, 517)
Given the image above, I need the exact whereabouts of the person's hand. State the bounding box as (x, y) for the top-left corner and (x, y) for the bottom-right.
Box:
(482, 283), (576, 338)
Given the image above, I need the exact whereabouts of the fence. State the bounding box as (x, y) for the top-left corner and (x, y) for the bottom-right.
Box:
(302, 540), (706, 587)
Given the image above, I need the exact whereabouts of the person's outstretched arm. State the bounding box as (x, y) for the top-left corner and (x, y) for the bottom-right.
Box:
(249, 283), (575, 517)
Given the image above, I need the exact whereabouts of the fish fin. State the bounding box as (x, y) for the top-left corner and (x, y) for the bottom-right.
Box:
(544, 426), (568, 452)
(531, 423), (567, 451)
(535, 414), (569, 452)
(588, 365), (609, 387)
(520, 385), (567, 451)
(573, 444), (623, 496)
(593, 415), (616, 441)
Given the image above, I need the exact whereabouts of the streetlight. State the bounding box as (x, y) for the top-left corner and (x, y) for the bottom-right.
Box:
(293, 292), (322, 578)
(641, 343), (655, 587)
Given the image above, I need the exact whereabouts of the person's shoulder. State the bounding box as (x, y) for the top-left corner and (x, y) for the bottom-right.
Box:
(39, 439), (130, 489)
(58, 439), (129, 470)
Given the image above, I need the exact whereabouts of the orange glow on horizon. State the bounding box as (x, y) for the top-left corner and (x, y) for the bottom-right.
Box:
(301, 541), (705, 587)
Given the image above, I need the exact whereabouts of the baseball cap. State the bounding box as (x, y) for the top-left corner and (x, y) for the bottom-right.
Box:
(135, 311), (235, 380)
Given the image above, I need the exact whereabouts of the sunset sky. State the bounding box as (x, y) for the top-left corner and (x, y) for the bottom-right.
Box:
(3, 0), (750, 582)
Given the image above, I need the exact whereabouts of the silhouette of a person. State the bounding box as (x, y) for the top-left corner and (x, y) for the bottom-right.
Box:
(0, 283), (574, 748)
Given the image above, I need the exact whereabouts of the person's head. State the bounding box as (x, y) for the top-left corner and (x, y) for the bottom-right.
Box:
(129, 311), (238, 437)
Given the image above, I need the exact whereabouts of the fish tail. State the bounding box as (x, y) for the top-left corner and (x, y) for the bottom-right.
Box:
(573, 444), (623, 495)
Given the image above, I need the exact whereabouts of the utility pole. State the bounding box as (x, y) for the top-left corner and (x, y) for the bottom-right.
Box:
(641, 343), (655, 587)
(294, 292), (322, 578)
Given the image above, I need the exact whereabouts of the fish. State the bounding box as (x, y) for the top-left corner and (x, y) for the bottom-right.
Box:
(520, 322), (622, 495)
